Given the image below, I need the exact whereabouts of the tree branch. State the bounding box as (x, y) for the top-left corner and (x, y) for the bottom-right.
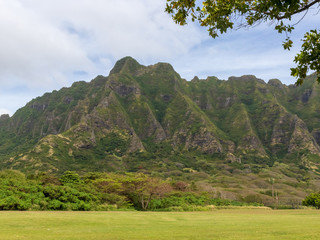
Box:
(276, 0), (320, 20)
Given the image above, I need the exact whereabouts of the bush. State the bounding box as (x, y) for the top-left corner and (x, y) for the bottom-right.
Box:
(47, 199), (67, 210)
(59, 171), (83, 184)
(0, 196), (31, 210)
(71, 200), (91, 211)
(302, 193), (320, 209)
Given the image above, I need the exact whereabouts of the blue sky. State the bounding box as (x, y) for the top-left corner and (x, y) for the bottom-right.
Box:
(0, 0), (319, 115)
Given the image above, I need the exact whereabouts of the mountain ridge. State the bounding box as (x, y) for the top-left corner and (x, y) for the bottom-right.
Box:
(0, 57), (319, 176)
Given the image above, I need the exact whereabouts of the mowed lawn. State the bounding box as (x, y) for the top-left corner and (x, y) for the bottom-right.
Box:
(0, 209), (320, 240)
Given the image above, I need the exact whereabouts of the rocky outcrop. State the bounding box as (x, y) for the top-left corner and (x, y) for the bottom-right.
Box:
(0, 114), (9, 120)
(185, 127), (223, 154)
(312, 129), (320, 146)
(268, 79), (285, 89)
(270, 110), (295, 153)
(288, 116), (320, 155)
(226, 153), (241, 163)
(237, 135), (267, 158)
(301, 89), (313, 103)
(106, 75), (141, 97)
(88, 92), (145, 152)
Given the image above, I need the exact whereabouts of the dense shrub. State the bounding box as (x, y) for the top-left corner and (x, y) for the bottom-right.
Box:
(0, 170), (262, 211)
(148, 192), (258, 210)
(302, 193), (320, 209)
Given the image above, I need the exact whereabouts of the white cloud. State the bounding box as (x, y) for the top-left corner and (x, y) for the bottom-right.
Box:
(0, 0), (94, 89)
(17, 0), (204, 61)
(0, 0), (206, 115)
(0, 0), (317, 115)
(0, 0), (205, 112)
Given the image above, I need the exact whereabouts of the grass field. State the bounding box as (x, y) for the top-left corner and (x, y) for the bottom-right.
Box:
(1, 209), (320, 240)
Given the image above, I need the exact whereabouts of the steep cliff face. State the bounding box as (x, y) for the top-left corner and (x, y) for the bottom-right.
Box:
(0, 57), (319, 173)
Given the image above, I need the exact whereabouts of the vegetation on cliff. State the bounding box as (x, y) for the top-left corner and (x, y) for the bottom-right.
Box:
(0, 57), (319, 205)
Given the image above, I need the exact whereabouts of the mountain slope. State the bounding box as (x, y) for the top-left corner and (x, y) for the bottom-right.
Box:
(0, 57), (319, 175)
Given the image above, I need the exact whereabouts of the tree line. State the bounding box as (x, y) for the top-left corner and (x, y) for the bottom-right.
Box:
(0, 170), (259, 211)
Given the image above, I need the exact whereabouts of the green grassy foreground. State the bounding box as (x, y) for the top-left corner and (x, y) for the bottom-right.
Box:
(1, 209), (320, 240)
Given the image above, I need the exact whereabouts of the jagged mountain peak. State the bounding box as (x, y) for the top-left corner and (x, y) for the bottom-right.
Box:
(191, 76), (200, 82)
(150, 62), (175, 71)
(0, 57), (320, 174)
(109, 56), (142, 75)
(0, 114), (9, 120)
(268, 79), (284, 87)
(228, 75), (266, 84)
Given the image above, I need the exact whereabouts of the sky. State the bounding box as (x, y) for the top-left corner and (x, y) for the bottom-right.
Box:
(0, 0), (319, 116)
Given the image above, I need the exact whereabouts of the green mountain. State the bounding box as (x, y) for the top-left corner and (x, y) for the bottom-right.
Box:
(0, 57), (320, 205)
